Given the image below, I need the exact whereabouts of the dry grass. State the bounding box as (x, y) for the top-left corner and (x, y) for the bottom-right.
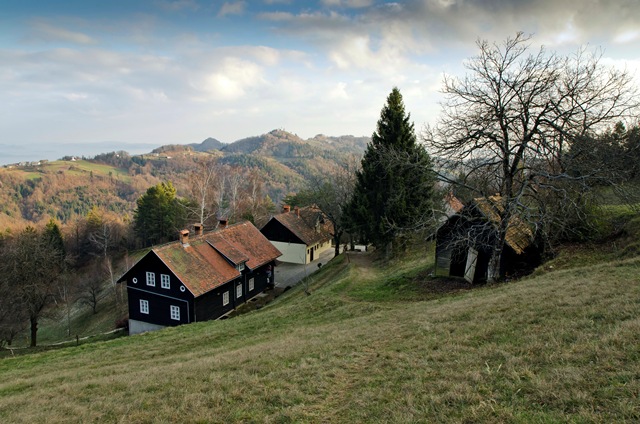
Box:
(0, 246), (639, 423)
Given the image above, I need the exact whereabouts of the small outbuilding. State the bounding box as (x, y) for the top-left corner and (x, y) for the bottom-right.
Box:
(117, 221), (281, 335)
(260, 205), (333, 264)
(435, 196), (542, 284)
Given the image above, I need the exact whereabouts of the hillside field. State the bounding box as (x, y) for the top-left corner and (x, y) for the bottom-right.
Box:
(0, 245), (638, 423)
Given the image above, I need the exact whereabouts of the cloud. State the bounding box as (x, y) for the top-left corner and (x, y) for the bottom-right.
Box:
(198, 57), (266, 101)
(218, 1), (246, 17)
(156, 0), (200, 12)
(29, 21), (96, 45)
(321, 0), (373, 8)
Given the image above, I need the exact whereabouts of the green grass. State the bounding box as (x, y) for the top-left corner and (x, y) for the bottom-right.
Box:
(8, 159), (132, 183)
(0, 245), (639, 422)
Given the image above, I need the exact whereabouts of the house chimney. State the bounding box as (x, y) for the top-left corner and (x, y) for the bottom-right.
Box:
(179, 229), (190, 245)
(294, 206), (300, 217)
(194, 223), (203, 236)
(219, 218), (228, 229)
(283, 205), (291, 213)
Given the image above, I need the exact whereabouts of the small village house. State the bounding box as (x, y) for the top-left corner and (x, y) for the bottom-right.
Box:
(260, 205), (333, 264)
(117, 221), (281, 335)
(435, 196), (542, 284)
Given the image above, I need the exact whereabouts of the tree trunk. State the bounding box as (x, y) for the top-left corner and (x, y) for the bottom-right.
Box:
(333, 230), (342, 258)
(487, 247), (502, 283)
(29, 315), (38, 347)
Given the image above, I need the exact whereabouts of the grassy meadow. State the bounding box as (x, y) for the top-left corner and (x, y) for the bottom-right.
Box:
(0, 244), (639, 423)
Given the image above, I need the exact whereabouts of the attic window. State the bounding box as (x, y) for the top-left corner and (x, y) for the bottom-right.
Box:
(237, 262), (245, 272)
(161, 274), (170, 289)
(146, 272), (155, 287)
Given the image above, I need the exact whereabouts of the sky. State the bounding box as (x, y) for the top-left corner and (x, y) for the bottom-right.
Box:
(1, 0), (639, 164)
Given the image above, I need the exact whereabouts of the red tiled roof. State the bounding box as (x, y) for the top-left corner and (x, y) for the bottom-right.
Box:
(209, 239), (249, 265)
(271, 206), (333, 246)
(203, 222), (282, 270)
(153, 221), (281, 297)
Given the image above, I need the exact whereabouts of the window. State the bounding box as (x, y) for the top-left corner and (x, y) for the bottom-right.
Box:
(249, 278), (254, 291)
(170, 305), (180, 321)
(140, 299), (149, 314)
(237, 262), (245, 272)
(146, 272), (155, 287)
(223, 291), (229, 306)
(161, 274), (170, 289)
(236, 284), (242, 298)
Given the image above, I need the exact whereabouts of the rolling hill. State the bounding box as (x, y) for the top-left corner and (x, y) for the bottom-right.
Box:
(0, 130), (370, 231)
(0, 242), (638, 422)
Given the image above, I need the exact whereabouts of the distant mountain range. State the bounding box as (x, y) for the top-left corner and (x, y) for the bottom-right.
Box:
(184, 129), (369, 157)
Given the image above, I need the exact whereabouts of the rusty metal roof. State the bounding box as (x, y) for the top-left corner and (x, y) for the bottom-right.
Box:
(270, 206), (333, 246)
(153, 221), (281, 297)
(473, 196), (534, 255)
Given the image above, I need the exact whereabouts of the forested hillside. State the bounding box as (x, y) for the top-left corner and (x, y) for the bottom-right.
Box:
(0, 129), (369, 233)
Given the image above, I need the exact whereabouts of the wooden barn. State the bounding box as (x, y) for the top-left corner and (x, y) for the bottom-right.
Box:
(435, 196), (542, 284)
(117, 221), (282, 335)
(260, 205), (333, 264)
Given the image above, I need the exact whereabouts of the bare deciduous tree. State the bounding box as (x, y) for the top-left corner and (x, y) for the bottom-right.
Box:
(0, 226), (65, 346)
(425, 33), (639, 281)
(307, 155), (359, 257)
(185, 156), (223, 226)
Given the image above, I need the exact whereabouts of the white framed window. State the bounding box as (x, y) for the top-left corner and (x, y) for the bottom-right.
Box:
(140, 299), (149, 314)
(146, 272), (155, 287)
(223, 291), (229, 306)
(237, 262), (245, 271)
(249, 278), (254, 291)
(161, 274), (170, 289)
(236, 284), (242, 298)
(170, 305), (180, 321)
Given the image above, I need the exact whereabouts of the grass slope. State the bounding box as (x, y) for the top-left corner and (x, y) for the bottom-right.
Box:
(0, 249), (638, 423)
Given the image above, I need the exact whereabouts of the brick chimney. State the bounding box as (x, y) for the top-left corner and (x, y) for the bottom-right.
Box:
(294, 206), (300, 217)
(179, 229), (190, 246)
(194, 223), (203, 236)
(219, 218), (228, 229)
(283, 205), (291, 213)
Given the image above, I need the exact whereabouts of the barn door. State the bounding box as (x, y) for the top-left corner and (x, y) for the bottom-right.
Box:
(464, 248), (478, 283)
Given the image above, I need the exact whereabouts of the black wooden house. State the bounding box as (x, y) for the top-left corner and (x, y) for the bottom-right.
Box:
(435, 196), (542, 284)
(117, 221), (282, 334)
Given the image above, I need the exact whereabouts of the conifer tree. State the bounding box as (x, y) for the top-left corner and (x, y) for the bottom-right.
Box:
(134, 181), (187, 246)
(346, 87), (436, 253)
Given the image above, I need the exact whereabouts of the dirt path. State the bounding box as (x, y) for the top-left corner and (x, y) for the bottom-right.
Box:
(344, 251), (376, 280)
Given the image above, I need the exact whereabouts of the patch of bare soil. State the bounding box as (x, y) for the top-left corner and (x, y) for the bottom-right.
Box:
(345, 251), (376, 279)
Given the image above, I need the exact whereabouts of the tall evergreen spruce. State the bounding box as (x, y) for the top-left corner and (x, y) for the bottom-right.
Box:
(134, 181), (187, 247)
(346, 87), (435, 253)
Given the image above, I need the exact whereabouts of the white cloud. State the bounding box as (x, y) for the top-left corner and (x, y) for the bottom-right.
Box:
(614, 30), (640, 44)
(321, 0), (372, 8)
(29, 21), (96, 45)
(218, 1), (246, 17)
(155, 0), (200, 12)
(199, 58), (266, 101)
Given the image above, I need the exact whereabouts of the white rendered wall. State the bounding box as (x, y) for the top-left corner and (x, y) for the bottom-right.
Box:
(270, 241), (308, 264)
